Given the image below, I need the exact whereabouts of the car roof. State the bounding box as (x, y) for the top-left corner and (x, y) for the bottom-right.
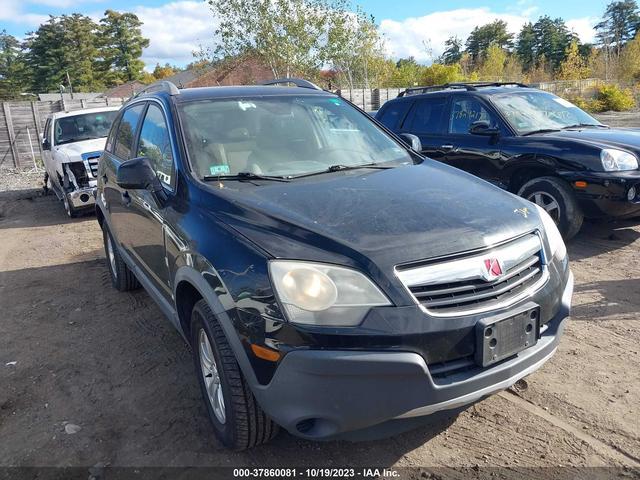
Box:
(51, 106), (121, 119)
(395, 86), (540, 101)
(141, 85), (335, 104)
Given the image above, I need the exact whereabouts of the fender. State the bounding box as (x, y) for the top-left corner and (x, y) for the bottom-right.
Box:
(172, 265), (261, 389)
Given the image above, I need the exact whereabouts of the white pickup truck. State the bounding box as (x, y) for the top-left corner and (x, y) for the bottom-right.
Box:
(42, 107), (120, 216)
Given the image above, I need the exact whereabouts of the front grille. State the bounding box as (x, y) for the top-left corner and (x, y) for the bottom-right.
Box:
(81, 151), (101, 178)
(396, 233), (547, 316)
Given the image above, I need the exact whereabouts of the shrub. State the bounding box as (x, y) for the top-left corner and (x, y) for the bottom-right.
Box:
(595, 84), (635, 111)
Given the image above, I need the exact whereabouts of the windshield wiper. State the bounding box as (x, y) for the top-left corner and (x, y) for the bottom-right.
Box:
(291, 163), (396, 179)
(202, 171), (291, 182)
(561, 123), (609, 130)
(521, 128), (563, 136)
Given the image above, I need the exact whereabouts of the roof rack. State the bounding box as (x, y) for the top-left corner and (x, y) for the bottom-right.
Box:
(134, 80), (180, 98)
(398, 82), (529, 97)
(259, 78), (323, 91)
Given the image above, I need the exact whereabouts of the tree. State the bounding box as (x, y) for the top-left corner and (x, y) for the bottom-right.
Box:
(441, 36), (463, 65)
(466, 20), (513, 63)
(515, 22), (537, 71)
(24, 14), (102, 93)
(323, 4), (386, 88)
(476, 44), (507, 80)
(596, 0), (640, 58)
(557, 40), (591, 80)
(208, 0), (331, 78)
(153, 63), (177, 80)
(100, 10), (149, 84)
(388, 57), (423, 87)
(619, 32), (640, 81)
(0, 30), (29, 98)
(421, 63), (463, 85)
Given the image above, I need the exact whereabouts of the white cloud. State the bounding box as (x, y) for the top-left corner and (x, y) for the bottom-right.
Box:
(566, 17), (598, 44)
(28, 0), (104, 7)
(134, 1), (217, 68)
(379, 7), (598, 63)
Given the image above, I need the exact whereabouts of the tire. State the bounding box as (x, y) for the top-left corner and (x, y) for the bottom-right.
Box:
(518, 176), (583, 240)
(190, 299), (278, 450)
(102, 225), (140, 291)
(63, 194), (77, 218)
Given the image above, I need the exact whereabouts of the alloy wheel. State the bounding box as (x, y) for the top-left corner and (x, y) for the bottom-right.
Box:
(198, 329), (226, 424)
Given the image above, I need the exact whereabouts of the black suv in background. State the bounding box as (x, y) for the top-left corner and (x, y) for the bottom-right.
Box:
(376, 83), (640, 239)
(97, 79), (572, 449)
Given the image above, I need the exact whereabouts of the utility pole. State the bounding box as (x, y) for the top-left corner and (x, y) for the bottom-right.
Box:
(66, 71), (74, 99)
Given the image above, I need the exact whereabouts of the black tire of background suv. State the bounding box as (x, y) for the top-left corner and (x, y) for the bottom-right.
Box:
(102, 225), (141, 291)
(518, 176), (584, 241)
(190, 299), (279, 450)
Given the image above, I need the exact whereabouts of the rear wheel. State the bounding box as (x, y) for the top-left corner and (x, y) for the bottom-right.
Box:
(190, 299), (278, 450)
(518, 176), (583, 240)
(102, 225), (140, 291)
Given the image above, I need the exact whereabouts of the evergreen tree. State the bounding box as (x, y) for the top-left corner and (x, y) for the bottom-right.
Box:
(441, 36), (463, 65)
(596, 0), (640, 57)
(100, 10), (150, 84)
(0, 30), (30, 98)
(465, 20), (513, 62)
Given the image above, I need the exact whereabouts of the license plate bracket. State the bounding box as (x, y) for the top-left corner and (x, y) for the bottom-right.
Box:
(475, 305), (540, 367)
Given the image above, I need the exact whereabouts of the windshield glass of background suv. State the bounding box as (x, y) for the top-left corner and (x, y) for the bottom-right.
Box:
(54, 111), (118, 146)
(492, 91), (601, 135)
(178, 96), (412, 179)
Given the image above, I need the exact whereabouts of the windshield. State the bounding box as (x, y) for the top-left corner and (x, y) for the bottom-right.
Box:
(491, 91), (602, 135)
(54, 111), (118, 146)
(178, 95), (412, 179)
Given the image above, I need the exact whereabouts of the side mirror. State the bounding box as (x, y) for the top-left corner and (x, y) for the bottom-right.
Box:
(117, 157), (162, 193)
(400, 133), (422, 153)
(469, 121), (500, 136)
(42, 138), (50, 150)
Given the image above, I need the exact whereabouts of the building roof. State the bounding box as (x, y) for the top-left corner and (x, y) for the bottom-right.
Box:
(102, 81), (147, 99)
(162, 69), (204, 88)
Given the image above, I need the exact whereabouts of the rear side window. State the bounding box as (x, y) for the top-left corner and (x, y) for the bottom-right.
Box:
(113, 104), (145, 160)
(403, 98), (447, 134)
(377, 101), (411, 130)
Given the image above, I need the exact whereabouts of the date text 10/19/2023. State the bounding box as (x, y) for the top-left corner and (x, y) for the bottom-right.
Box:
(233, 468), (401, 478)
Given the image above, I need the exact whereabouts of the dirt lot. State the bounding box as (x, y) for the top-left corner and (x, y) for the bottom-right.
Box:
(1, 179), (639, 478)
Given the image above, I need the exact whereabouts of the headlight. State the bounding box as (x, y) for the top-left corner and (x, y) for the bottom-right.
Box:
(534, 204), (567, 261)
(269, 261), (391, 326)
(600, 148), (638, 171)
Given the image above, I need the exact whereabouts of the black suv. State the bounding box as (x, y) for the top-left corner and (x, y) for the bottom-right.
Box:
(376, 82), (640, 239)
(96, 79), (572, 449)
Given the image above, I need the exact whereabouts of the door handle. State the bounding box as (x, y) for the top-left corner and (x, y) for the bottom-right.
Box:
(440, 144), (454, 150)
(121, 191), (131, 207)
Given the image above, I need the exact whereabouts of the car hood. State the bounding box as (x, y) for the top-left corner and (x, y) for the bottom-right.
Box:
(213, 161), (542, 273)
(54, 137), (107, 161)
(541, 128), (640, 153)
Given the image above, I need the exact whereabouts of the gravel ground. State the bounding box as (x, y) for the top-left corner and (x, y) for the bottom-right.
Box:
(0, 169), (639, 480)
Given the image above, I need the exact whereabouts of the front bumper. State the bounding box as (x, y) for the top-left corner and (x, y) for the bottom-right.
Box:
(66, 187), (96, 209)
(253, 271), (573, 439)
(564, 170), (640, 218)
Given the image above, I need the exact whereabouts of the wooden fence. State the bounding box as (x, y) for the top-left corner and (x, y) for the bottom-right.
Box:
(0, 97), (125, 170)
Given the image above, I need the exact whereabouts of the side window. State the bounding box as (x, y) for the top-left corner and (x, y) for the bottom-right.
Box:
(377, 101), (411, 130)
(137, 104), (175, 187)
(113, 104), (145, 159)
(403, 98), (448, 134)
(104, 117), (120, 153)
(43, 118), (51, 145)
(449, 98), (497, 135)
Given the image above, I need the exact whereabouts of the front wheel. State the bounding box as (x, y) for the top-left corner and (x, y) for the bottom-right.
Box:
(63, 194), (76, 218)
(518, 176), (583, 240)
(191, 299), (278, 450)
(102, 225), (140, 291)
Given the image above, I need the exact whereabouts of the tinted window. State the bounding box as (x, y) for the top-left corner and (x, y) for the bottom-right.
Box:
(114, 104), (145, 159)
(403, 98), (447, 134)
(377, 101), (411, 130)
(179, 96), (411, 179)
(449, 98), (497, 134)
(137, 104), (174, 187)
(43, 118), (51, 144)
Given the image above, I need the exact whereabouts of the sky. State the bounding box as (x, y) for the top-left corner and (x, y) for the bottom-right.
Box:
(0, 0), (609, 71)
